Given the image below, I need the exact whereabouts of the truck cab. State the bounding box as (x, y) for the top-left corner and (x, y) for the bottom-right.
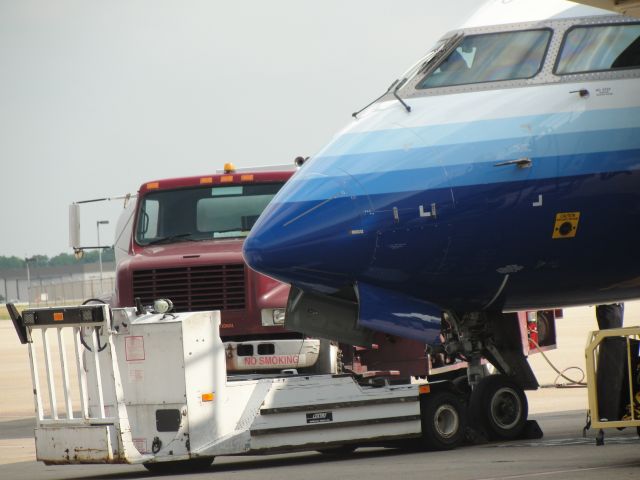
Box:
(112, 166), (326, 373)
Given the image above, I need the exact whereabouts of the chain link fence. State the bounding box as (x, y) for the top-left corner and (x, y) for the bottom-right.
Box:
(27, 277), (115, 306)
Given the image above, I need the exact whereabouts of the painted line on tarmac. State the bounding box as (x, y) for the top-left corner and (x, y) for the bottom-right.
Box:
(491, 435), (639, 448)
(474, 462), (640, 480)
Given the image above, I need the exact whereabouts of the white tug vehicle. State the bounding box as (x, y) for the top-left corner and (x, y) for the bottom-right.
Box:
(9, 302), (473, 473)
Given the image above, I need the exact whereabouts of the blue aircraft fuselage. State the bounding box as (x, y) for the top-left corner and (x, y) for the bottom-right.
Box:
(244, 12), (640, 344)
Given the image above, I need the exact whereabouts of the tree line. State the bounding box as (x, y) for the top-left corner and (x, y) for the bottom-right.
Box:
(0, 249), (115, 270)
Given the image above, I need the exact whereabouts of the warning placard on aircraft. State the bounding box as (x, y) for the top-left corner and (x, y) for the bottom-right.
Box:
(552, 212), (580, 239)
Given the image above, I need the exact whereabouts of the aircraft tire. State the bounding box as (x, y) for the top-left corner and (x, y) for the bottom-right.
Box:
(420, 390), (466, 450)
(469, 374), (527, 440)
(143, 456), (214, 474)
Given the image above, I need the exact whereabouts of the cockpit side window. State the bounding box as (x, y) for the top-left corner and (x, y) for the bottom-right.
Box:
(555, 23), (640, 75)
(416, 29), (551, 89)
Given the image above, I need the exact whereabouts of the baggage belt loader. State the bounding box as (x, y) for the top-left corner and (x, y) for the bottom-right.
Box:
(8, 302), (466, 473)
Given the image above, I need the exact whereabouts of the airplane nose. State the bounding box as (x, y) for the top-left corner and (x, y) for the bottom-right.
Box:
(244, 170), (376, 291)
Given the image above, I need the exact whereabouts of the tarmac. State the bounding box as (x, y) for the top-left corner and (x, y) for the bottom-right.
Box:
(1, 302), (640, 478)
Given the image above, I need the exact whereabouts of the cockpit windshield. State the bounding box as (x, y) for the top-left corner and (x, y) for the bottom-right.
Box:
(400, 37), (454, 81)
(135, 183), (284, 245)
(416, 29), (551, 89)
(555, 23), (640, 74)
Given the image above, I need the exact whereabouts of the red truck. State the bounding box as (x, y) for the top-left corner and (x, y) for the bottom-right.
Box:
(70, 163), (558, 379)
(105, 165), (336, 373)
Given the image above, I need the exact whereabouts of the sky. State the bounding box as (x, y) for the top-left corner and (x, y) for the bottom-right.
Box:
(0, 0), (479, 258)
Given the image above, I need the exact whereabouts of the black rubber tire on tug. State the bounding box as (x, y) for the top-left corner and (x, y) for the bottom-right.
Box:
(317, 445), (358, 456)
(420, 390), (467, 450)
(143, 456), (214, 474)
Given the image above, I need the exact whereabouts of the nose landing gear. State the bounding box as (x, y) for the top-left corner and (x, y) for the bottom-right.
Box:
(440, 311), (538, 441)
(469, 374), (528, 440)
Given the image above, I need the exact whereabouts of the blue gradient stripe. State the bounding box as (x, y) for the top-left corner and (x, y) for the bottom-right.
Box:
(309, 127), (640, 176)
(284, 148), (640, 201)
(320, 107), (640, 157)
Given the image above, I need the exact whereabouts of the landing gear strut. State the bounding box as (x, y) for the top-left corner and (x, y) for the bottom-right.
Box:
(441, 311), (536, 440)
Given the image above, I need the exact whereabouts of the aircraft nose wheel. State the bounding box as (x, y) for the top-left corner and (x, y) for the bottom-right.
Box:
(469, 374), (528, 440)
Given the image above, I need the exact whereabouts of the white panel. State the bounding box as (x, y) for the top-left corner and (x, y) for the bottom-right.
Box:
(114, 322), (186, 404)
(184, 311), (224, 450)
(36, 426), (113, 463)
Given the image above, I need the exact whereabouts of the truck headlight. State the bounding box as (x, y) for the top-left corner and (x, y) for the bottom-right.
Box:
(261, 308), (286, 326)
(273, 309), (286, 325)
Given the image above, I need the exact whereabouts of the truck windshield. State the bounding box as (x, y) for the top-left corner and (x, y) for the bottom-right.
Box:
(135, 183), (284, 245)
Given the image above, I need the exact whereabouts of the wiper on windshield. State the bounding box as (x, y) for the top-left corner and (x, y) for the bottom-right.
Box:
(352, 76), (411, 117)
(212, 228), (249, 237)
(392, 78), (411, 113)
(352, 79), (400, 119)
(351, 32), (464, 119)
(215, 228), (246, 234)
(418, 32), (465, 77)
(145, 233), (197, 246)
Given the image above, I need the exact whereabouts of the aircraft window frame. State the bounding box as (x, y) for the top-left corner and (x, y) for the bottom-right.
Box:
(554, 22), (640, 76)
(414, 28), (553, 90)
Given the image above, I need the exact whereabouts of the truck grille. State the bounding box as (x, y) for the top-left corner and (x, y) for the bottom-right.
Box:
(132, 264), (246, 312)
